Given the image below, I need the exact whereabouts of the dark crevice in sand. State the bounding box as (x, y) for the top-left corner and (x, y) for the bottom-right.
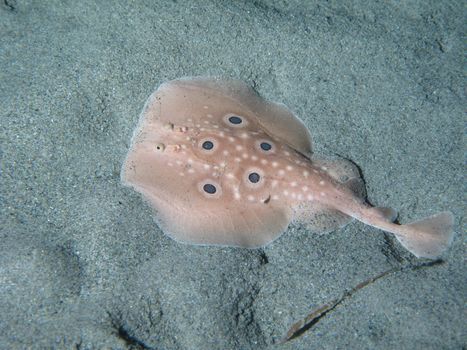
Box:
(381, 233), (406, 264)
(108, 311), (156, 350)
(281, 259), (444, 343)
(3, 0), (15, 11)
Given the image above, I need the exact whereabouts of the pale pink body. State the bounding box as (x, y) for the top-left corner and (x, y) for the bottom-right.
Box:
(122, 77), (454, 259)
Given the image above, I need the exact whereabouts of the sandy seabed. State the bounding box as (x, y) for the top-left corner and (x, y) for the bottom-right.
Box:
(1, 1), (465, 349)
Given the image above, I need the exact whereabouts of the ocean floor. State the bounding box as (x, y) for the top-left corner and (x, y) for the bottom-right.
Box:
(1, 1), (465, 349)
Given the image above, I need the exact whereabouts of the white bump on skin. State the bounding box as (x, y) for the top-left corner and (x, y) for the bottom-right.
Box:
(307, 194), (314, 200)
(278, 169), (285, 176)
(218, 131), (225, 137)
(235, 145), (243, 151)
(242, 153), (248, 159)
(283, 151), (290, 156)
(291, 193), (296, 199)
(228, 137), (235, 142)
(260, 159), (268, 165)
(187, 158), (194, 164)
(235, 157), (242, 162)
(313, 169), (319, 174)
(247, 195), (255, 202)
(203, 120), (210, 124)
(203, 105), (209, 109)
(223, 150), (229, 156)
(286, 165), (293, 171)
(319, 180), (325, 185)
(241, 132), (249, 139)
(251, 155), (258, 161)
(272, 195), (279, 200)
(320, 192), (325, 196)
(297, 194), (303, 200)
(303, 170), (309, 177)
(272, 162), (278, 168)
(188, 168), (195, 174)
(176, 160), (183, 165)
(203, 164), (211, 170)
(290, 181), (297, 187)
(207, 114), (213, 118)
(233, 187), (241, 200)
(168, 162), (173, 167)
(283, 190), (289, 196)
(302, 186), (308, 191)
(321, 166), (328, 171)
(271, 180), (278, 188)
(226, 173), (235, 179)
(179, 172), (185, 177)
(213, 125), (219, 129)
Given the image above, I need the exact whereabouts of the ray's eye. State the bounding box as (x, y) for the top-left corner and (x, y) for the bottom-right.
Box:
(203, 183), (217, 194)
(155, 143), (165, 151)
(248, 172), (260, 183)
(202, 140), (214, 150)
(228, 116), (242, 124)
(260, 142), (271, 151)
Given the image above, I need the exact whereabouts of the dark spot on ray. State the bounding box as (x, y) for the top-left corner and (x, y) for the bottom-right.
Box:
(260, 142), (272, 151)
(202, 140), (214, 150)
(248, 172), (260, 183)
(203, 183), (217, 194)
(228, 116), (242, 124)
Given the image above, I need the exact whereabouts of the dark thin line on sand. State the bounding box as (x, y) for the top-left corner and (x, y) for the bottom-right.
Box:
(281, 259), (444, 343)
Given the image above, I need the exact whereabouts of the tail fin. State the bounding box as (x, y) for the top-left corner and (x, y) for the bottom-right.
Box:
(393, 211), (454, 259)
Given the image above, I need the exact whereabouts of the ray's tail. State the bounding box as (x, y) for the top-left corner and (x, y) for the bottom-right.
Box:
(391, 211), (454, 259)
(354, 208), (455, 259)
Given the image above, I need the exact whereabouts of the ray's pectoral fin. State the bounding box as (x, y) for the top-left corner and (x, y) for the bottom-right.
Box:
(293, 156), (366, 234)
(176, 77), (314, 158)
(293, 203), (353, 234)
(145, 193), (293, 248)
(313, 157), (366, 197)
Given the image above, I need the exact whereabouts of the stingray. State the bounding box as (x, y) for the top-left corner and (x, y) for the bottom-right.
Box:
(121, 77), (454, 259)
